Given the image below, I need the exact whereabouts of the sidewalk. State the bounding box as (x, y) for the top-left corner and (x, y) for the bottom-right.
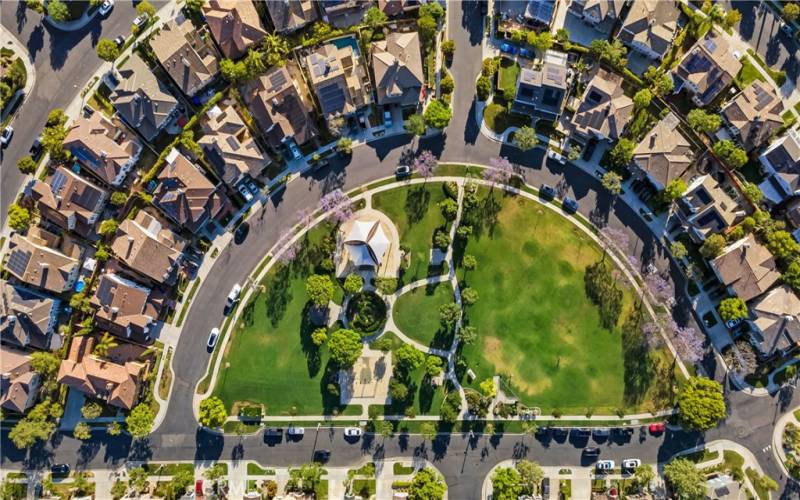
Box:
(0, 24), (37, 122)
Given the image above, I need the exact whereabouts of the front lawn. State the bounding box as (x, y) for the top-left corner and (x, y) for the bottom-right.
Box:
(393, 281), (455, 349)
(498, 57), (520, 96)
(735, 56), (765, 89)
(483, 103), (530, 133)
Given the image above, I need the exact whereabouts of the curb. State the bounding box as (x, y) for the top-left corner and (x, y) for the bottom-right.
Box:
(43, 8), (99, 31)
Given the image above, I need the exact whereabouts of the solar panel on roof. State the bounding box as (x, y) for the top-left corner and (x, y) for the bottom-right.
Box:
(269, 70), (287, 88)
(7, 250), (32, 277)
(50, 170), (68, 196)
(318, 83), (346, 113)
(703, 39), (717, 53)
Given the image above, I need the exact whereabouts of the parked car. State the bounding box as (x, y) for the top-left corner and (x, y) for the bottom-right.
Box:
(519, 47), (534, 59)
(99, 0), (114, 16)
(547, 149), (565, 164)
(541, 477), (550, 498)
(132, 14), (148, 29)
(287, 426), (305, 436)
(539, 184), (556, 200)
(384, 110), (393, 128)
(207, 328), (219, 349)
(395, 165), (411, 178)
(582, 447), (601, 457)
(30, 136), (42, 157)
(288, 142), (302, 161)
(237, 183), (253, 202)
(596, 460), (615, 471)
(1, 126), (13, 146)
(195, 479), (203, 496)
(344, 427), (362, 437)
(572, 428), (591, 439)
(500, 43), (518, 55)
(313, 449), (331, 463)
(648, 422), (665, 434)
(265, 427), (283, 437)
(562, 197), (579, 213)
(622, 458), (641, 470)
(227, 284), (242, 306)
(51, 464), (70, 476)
(592, 428), (611, 439)
(246, 180), (260, 196)
(114, 35), (126, 48)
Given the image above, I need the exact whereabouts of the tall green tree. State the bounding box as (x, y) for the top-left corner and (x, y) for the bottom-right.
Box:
(700, 233), (727, 259)
(491, 467), (522, 500)
(47, 0), (69, 22)
(718, 297), (748, 321)
(199, 396), (228, 428)
(17, 155), (37, 174)
(677, 376), (726, 431)
(96, 39), (120, 63)
(7, 204), (31, 231)
(408, 468), (446, 500)
(423, 100), (452, 129)
(93, 332), (119, 357)
(664, 458), (706, 498)
(513, 126), (538, 151)
(405, 114), (426, 138)
(363, 6), (387, 29)
(601, 171), (623, 195)
(609, 138), (635, 167)
(687, 109), (721, 133)
(126, 403), (155, 438)
(30, 351), (60, 376)
(328, 329), (362, 366)
(305, 274), (334, 308)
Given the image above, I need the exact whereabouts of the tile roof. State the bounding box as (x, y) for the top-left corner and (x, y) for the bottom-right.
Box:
(29, 167), (108, 231)
(305, 41), (371, 118)
(6, 228), (82, 294)
(711, 235), (781, 302)
(378, 0), (420, 17)
(111, 211), (186, 284)
(265, 0), (318, 32)
(751, 285), (800, 355)
(571, 68), (633, 140)
(199, 103), (269, 185)
(63, 113), (142, 186)
(762, 128), (800, 193)
(722, 80), (785, 152)
(371, 31), (424, 106)
(90, 272), (162, 342)
(0, 279), (58, 350)
(676, 31), (742, 106)
(678, 175), (744, 238)
(632, 113), (694, 188)
(571, 0), (625, 21)
(618, 0), (679, 57)
(203, 0), (267, 60)
(0, 347), (40, 414)
(150, 16), (220, 97)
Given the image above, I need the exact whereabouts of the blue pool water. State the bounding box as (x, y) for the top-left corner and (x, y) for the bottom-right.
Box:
(74, 279), (86, 293)
(330, 36), (360, 54)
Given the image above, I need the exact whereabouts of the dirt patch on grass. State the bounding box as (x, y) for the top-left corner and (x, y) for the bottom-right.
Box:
(482, 335), (552, 396)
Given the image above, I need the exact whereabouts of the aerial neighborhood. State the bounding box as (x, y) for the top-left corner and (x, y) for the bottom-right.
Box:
(1, 0), (800, 498)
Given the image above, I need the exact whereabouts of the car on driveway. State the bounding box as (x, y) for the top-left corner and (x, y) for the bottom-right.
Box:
(1, 126), (13, 147)
(596, 460), (615, 471)
(395, 165), (411, 178)
(562, 197), (579, 213)
(384, 110), (393, 128)
(539, 184), (556, 200)
(246, 180), (260, 196)
(725, 318), (744, 330)
(207, 328), (219, 350)
(237, 183), (253, 202)
(344, 427), (362, 438)
(547, 149), (565, 164)
(99, 0), (114, 16)
(622, 458), (641, 470)
(288, 142), (302, 161)
(500, 43), (518, 55)
(648, 422), (665, 434)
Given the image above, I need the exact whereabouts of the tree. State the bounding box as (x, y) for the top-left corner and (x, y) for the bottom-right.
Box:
(687, 108), (722, 133)
(513, 126), (538, 151)
(664, 458), (706, 498)
(433, 229), (451, 249)
(311, 328), (328, 346)
(408, 468), (446, 500)
(485, 156), (514, 186)
(164, 470), (193, 499)
(73, 422), (92, 440)
(713, 140), (748, 169)
(718, 297), (748, 321)
(423, 99), (452, 129)
(724, 9), (742, 29)
(784, 259), (800, 292)
(439, 302), (461, 330)
(363, 6), (387, 29)
(785, 3), (800, 21)
(41, 109), (69, 160)
(425, 356), (444, 377)
(396, 344), (425, 371)
(482, 58), (499, 77)
(419, 1), (444, 20)
(204, 463), (226, 482)
(81, 402), (103, 420)
(96, 39), (120, 62)
(9, 417), (55, 449)
(390, 378), (409, 400)
(136, 0), (156, 17)
(109, 191), (128, 206)
(405, 114), (426, 137)
(438, 198), (458, 221)
(516, 460), (543, 495)
(462, 254), (477, 273)
(337, 136), (353, 155)
(31, 351), (60, 376)
(199, 396), (227, 428)
(633, 463), (655, 491)
(306, 274), (334, 308)
(476, 75), (492, 101)
(93, 332), (119, 357)
(567, 143), (581, 161)
(458, 325), (477, 345)
(417, 15), (438, 47)
(7, 204), (31, 231)
(678, 376), (726, 431)
(287, 463), (324, 493)
(767, 230), (800, 259)
(126, 403), (155, 438)
(601, 171), (623, 195)
(108, 421), (122, 436)
(111, 479), (127, 499)
(662, 178), (687, 204)
(461, 287), (479, 306)
(343, 274), (363, 295)
(590, 39), (627, 67)
(480, 378), (496, 398)
(700, 233), (727, 259)
(328, 329), (362, 366)
(633, 88), (652, 109)
(440, 73), (454, 94)
(527, 31), (553, 51)
(670, 241), (688, 260)
(220, 59), (248, 83)
(441, 39), (455, 58)
(742, 182), (763, 204)
(609, 138), (635, 167)
(491, 467), (522, 500)
(415, 150), (438, 180)
(420, 422), (436, 443)
(98, 218), (119, 238)
(184, 0), (205, 14)
(643, 66), (674, 96)
(47, 0), (69, 21)
(128, 467), (149, 494)
(17, 155), (36, 174)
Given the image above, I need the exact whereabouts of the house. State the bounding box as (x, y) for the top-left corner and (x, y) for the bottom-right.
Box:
(0, 347), (40, 414)
(721, 80), (784, 152)
(199, 103), (270, 186)
(111, 211), (187, 285)
(748, 285), (800, 359)
(62, 113), (142, 187)
(571, 68), (634, 142)
(675, 31), (742, 107)
(320, 0), (372, 27)
(305, 40), (372, 120)
(243, 66), (318, 148)
(711, 235), (781, 302)
(153, 149), (227, 234)
(150, 16), (220, 98)
(203, 0), (267, 60)
(676, 175), (746, 243)
(511, 50), (568, 121)
(785, 197), (800, 243)
(630, 112), (694, 190)
(57, 336), (145, 410)
(567, 0), (625, 33)
(758, 127), (800, 205)
(28, 167), (108, 233)
(617, 0), (680, 60)
(524, 0), (557, 29)
(265, 0), (319, 33)
(6, 228), (82, 294)
(90, 272), (164, 344)
(371, 31), (424, 108)
(110, 53), (179, 141)
(378, 0), (420, 17)
(706, 473), (741, 500)
(1, 279), (60, 350)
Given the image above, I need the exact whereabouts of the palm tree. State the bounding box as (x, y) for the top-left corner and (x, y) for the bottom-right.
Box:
(93, 333), (119, 357)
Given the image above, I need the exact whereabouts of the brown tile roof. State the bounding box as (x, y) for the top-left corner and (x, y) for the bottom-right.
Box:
(711, 235), (781, 302)
(631, 113), (694, 188)
(617, 0), (679, 57)
(372, 31), (424, 107)
(154, 149), (225, 233)
(721, 80), (785, 152)
(571, 69), (633, 141)
(57, 336), (145, 410)
(0, 279), (58, 350)
(378, 0), (420, 17)
(203, 0), (267, 60)
(265, 0), (318, 32)
(90, 273), (162, 342)
(570, 0), (625, 23)
(29, 167), (108, 232)
(6, 228), (82, 294)
(111, 211), (187, 284)
(676, 31), (741, 106)
(305, 41), (372, 118)
(244, 66), (317, 148)
(150, 17), (220, 97)
(678, 175), (744, 238)
(199, 103), (269, 185)
(63, 113), (142, 186)
(751, 285), (800, 355)
(0, 346), (40, 414)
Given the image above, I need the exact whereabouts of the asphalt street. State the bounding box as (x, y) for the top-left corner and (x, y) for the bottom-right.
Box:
(0, 0), (140, 226)
(1, 1), (799, 498)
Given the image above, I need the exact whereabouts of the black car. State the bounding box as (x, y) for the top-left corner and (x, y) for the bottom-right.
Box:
(30, 136), (43, 157)
(264, 427), (283, 437)
(313, 449), (331, 463)
(539, 184), (556, 200)
(51, 464), (70, 476)
(541, 477), (550, 498)
(572, 428), (591, 439)
(583, 447), (601, 457)
(562, 197), (579, 213)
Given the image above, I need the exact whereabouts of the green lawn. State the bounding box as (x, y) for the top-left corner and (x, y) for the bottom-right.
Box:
(746, 49), (786, 86)
(454, 191), (668, 413)
(393, 282), (455, 348)
(372, 183), (447, 284)
(213, 223), (358, 416)
(498, 57), (520, 95)
(483, 103), (530, 133)
(735, 56), (766, 88)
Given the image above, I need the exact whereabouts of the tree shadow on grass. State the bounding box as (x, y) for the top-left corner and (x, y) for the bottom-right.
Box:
(418, 377), (435, 414)
(264, 264), (292, 328)
(621, 303), (655, 407)
(320, 359), (348, 415)
(299, 303), (322, 379)
(405, 186), (431, 225)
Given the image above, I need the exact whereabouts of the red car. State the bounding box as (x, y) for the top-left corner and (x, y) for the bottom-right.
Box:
(195, 479), (203, 497)
(649, 422), (665, 434)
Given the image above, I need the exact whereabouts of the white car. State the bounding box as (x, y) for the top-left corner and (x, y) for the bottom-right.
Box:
(343, 427), (362, 437)
(207, 328), (220, 349)
(132, 14), (148, 29)
(288, 142), (302, 161)
(547, 149), (565, 164)
(227, 284), (242, 305)
(237, 183), (253, 201)
(1, 126), (13, 146)
(99, 0), (114, 16)
(595, 460), (615, 471)
(287, 426), (305, 436)
(622, 459), (641, 470)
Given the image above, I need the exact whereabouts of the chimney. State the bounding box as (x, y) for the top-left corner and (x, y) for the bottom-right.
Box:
(111, 306), (119, 317)
(126, 236), (135, 258)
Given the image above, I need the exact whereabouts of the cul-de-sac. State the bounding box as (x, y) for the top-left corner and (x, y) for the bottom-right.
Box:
(1, 0), (800, 498)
